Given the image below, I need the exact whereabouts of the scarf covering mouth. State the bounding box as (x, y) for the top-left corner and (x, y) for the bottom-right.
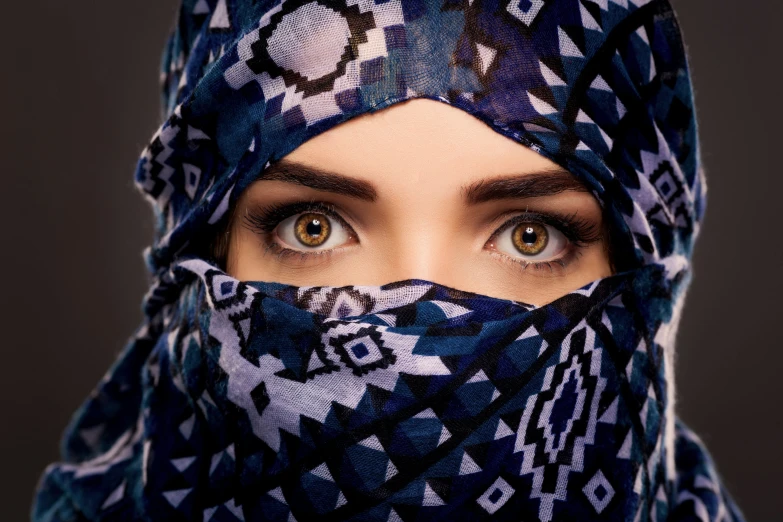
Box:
(33, 0), (745, 521)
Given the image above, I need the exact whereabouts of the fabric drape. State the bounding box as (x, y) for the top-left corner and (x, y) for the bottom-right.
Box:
(32, 1), (745, 520)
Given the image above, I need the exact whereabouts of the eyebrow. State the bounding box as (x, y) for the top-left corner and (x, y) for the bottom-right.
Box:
(461, 167), (589, 204)
(259, 159), (378, 201)
(258, 159), (588, 204)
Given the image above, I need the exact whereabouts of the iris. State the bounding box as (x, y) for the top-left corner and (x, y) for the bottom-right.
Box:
(294, 212), (331, 246)
(512, 222), (548, 255)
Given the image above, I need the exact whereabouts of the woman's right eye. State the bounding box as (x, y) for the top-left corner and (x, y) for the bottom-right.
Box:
(275, 212), (352, 251)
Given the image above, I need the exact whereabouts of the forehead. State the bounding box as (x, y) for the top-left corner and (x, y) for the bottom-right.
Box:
(283, 98), (562, 185)
(139, 0), (696, 276)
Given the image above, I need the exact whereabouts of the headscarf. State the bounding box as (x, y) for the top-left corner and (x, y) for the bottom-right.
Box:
(33, 0), (745, 520)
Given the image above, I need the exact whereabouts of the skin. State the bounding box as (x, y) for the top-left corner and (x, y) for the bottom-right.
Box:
(225, 98), (612, 306)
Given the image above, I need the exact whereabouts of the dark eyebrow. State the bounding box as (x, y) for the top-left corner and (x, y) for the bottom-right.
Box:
(259, 159), (587, 204)
(461, 168), (589, 205)
(259, 159), (378, 201)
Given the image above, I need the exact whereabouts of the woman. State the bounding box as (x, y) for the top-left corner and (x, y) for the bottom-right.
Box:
(33, 0), (745, 520)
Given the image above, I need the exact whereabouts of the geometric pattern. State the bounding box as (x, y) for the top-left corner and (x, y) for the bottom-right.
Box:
(32, 256), (745, 521)
(135, 0), (706, 278)
(477, 476), (515, 514)
(583, 469), (616, 514)
(32, 0), (745, 521)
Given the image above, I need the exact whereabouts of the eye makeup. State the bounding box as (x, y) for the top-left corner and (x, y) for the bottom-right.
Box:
(484, 209), (603, 274)
(242, 200), (357, 264)
(241, 199), (604, 275)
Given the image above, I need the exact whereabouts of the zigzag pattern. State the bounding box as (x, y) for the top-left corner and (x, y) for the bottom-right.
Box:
(132, 0), (703, 275)
(32, 1), (744, 521)
(34, 258), (743, 521)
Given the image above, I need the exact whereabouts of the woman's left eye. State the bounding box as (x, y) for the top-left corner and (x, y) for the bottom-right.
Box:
(275, 212), (351, 251)
(490, 220), (568, 262)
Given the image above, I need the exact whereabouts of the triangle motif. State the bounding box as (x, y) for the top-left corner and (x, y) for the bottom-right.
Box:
(475, 43), (497, 76)
(528, 92), (558, 115)
(423, 482), (446, 506)
(495, 419), (515, 440)
(210, 0), (231, 30)
(539, 61), (566, 87)
(580, 3), (603, 32)
(558, 27), (585, 58)
(459, 451), (482, 475)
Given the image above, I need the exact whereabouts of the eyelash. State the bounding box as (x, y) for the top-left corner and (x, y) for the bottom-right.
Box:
(486, 209), (601, 273)
(242, 200), (603, 274)
(243, 200), (350, 263)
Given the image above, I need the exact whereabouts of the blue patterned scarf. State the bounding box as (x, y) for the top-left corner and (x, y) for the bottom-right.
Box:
(33, 0), (745, 520)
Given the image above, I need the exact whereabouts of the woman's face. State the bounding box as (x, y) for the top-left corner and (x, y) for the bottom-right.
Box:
(226, 99), (611, 306)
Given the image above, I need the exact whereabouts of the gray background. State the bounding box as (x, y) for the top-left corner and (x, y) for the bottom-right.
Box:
(0, 1), (780, 519)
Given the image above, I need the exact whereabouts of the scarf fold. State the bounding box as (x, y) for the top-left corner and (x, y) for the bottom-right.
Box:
(32, 0), (745, 520)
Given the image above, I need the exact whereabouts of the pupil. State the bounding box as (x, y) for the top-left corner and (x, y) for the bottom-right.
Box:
(521, 227), (537, 244)
(306, 219), (322, 236)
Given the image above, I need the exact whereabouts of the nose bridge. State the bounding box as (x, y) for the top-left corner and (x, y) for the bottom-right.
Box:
(367, 144), (481, 284)
(378, 187), (463, 283)
(385, 230), (447, 282)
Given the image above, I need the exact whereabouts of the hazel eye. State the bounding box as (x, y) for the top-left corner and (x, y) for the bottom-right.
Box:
(493, 221), (568, 261)
(276, 212), (351, 250)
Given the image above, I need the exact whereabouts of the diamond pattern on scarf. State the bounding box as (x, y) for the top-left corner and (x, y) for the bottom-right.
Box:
(32, 0), (744, 521)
